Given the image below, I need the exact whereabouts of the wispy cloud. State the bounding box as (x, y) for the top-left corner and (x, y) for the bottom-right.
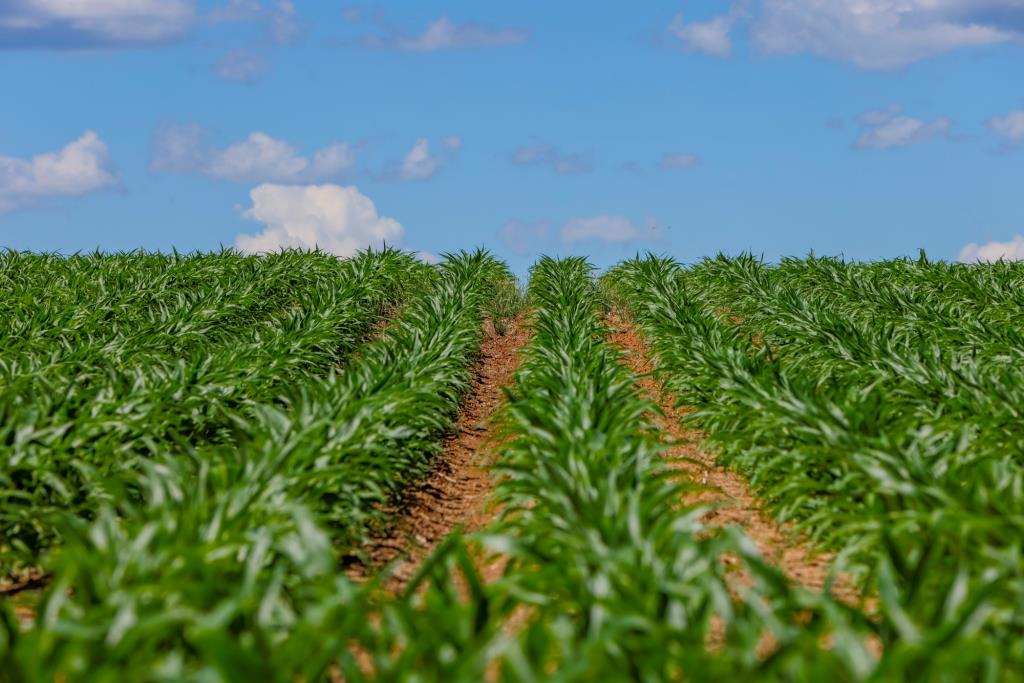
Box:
(560, 215), (639, 243)
(988, 110), (1024, 145)
(510, 143), (593, 176)
(498, 220), (548, 256)
(399, 139), (440, 181)
(360, 16), (528, 52)
(658, 153), (702, 170)
(441, 135), (464, 151)
(215, 49), (269, 84)
(0, 131), (117, 213)
(752, 0), (1024, 70)
(207, 0), (300, 45)
(669, 7), (747, 57)
(854, 105), (951, 150)
(151, 126), (356, 183)
(381, 136), (462, 182)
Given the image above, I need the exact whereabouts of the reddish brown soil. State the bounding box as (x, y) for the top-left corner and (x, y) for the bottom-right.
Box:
(350, 318), (529, 590)
(607, 314), (854, 599)
(0, 568), (48, 629)
(0, 568), (48, 597)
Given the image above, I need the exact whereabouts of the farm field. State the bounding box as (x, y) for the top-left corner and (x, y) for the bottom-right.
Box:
(1, 249), (1023, 681)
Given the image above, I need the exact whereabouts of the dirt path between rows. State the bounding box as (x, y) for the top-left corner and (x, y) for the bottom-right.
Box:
(0, 569), (46, 629)
(607, 314), (854, 599)
(350, 318), (529, 591)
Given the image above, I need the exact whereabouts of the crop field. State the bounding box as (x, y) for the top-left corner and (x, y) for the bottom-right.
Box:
(1, 249), (1023, 681)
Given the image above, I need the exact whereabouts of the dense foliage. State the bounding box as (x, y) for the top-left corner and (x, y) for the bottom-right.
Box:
(607, 254), (1024, 679)
(2, 249), (1022, 681)
(0, 249), (511, 679)
(0, 248), (433, 566)
(477, 256), (877, 680)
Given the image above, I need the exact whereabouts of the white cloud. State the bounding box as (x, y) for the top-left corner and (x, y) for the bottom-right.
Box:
(0, 0), (196, 47)
(207, 0), (300, 44)
(270, 0), (299, 44)
(988, 110), (1024, 143)
(342, 7), (366, 24)
(857, 105), (905, 127)
(751, 0), (1024, 70)
(854, 105), (951, 149)
(560, 215), (640, 243)
(658, 153), (702, 170)
(498, 220), (548, 256)
(365, 16), (528, 52)
(151, 126), (356, 183)
(958, 235), (1024, 262)
(0, 131), (117, 213)
(510, 143), (593, 176)
(310, 144), (358, 177)
(669, 12), (738, 57)
(441, 135), (464, 151)
(207, 133), (309, 180)
(552, 154), (592, 176)
(416, 250), (440, 264)
(399, 138), (440, 181)
(511, 144), (552, 165)
(215, 48), (268, 83)
(235, 184), (403, 257)
(0, 1), (304, 50)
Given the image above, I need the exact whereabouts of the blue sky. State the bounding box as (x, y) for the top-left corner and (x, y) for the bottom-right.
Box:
(1, 1), (1023, 271)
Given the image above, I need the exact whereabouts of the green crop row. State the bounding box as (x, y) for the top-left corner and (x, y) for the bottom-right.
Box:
(5, 249), (1019, 680)
(0, 250), (511, 680)
(464, 256), (881, 681)
(1, 248), (432, 566)
(606, 254), (1024, 679)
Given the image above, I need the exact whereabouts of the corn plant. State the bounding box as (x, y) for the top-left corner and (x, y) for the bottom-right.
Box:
(0, 247), (430, 566)
(0, 250), (513, 680)
(5, 249), (1022, 681)
(607, 254), (1024, 679)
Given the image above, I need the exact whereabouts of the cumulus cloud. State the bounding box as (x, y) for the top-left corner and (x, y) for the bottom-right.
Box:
(498, 220), (548, 256)
(234, 183), (403, 256)
(399, 138), (440, 181)
(363, 16), (528, 52)
(0, 131), (117, 213)
(958, 235), (1024, 263)
(751, 0), (1024, 70)
(510, 144), (593, 176)
(0, 0), (196, 48)
(854, 105), (951, 150)
(658, 153), (702, 170)
(151, 126), (356, 183)
(416, 250), (440, 264)
(215, 48), (268, 83)
(988, 110), (1024, 144)
(560, 215), (640, 243)
(669, 11), (742, 57)
(0, 0), (305, 49)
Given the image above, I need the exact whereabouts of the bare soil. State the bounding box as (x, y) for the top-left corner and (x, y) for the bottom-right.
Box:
(349, 318), (529, 591)
(0, 568), (47, 629)
(607, 314), (855, 599)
